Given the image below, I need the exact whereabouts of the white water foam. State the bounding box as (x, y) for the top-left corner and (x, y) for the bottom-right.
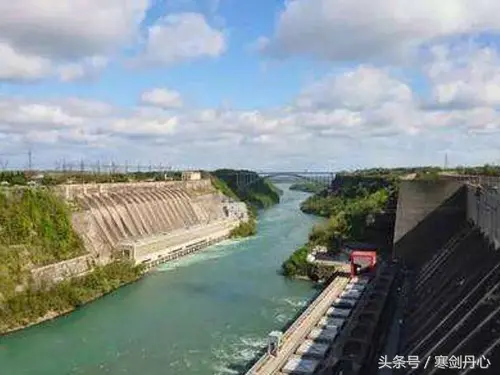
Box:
(212, 335), (267, 374)
(212, 364), (239, 375)
(154, 239), (244, 272)
(279, 297), (308, 308)
(274, 313), (288, 324)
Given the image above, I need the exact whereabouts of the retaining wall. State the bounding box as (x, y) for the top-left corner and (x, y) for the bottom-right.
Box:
(30, 254), (93, 288)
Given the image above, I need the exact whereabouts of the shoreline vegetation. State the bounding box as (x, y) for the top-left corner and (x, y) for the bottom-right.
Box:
(213, 169), (281, 239)
(0, 170), (280, 334)
(282, 175), (397, 279)
(1, 261), (144, 335)
(289, 181), (328, 194)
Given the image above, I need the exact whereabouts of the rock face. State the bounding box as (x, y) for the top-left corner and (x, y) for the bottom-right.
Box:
(51, 180), (247, 267)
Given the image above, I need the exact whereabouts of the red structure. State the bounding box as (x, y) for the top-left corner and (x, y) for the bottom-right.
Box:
(350, 250), (377, 277)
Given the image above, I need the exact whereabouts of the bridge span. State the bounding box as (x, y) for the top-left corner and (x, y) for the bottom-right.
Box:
(215, 170), (335, 190)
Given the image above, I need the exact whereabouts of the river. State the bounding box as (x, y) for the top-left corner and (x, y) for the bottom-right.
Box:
(0, 184), (320, 375)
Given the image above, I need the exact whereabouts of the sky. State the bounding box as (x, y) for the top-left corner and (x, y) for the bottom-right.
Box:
(1, 0), (500, 171)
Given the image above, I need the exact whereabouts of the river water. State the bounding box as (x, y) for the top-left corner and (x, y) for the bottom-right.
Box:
(0, 185), (320, 375)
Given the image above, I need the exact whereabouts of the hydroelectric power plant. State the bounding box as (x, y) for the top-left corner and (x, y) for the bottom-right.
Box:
(2, 174), (500, 375)
(0, 183), (320, 375)
(29, 179), (248, 287)
(245, 175), (500, 375)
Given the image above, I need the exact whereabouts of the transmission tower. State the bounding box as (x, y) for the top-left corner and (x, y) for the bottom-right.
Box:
(28, 149), (33, 171)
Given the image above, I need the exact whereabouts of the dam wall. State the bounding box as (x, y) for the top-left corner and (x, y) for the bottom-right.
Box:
(400, 200), (500, 372)
(392, 180), (466, 268)
(467, 186), (500, 249)
(53, 179), (247, 266)
(53, 180), (213, 201)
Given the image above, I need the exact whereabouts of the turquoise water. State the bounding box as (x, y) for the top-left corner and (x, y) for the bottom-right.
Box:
(0, 185), (320, 375)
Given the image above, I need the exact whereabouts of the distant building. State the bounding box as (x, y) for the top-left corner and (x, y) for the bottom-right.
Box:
(182, 171), (202, 181)
(32, 173), (45, 180)
(312, 245), (328, 254)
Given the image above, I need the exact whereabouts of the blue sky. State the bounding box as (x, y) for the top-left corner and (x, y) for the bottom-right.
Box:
(1, 0), (500, 170)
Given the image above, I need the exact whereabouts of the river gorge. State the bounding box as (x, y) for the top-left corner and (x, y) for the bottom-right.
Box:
(0, 185), (321, 375)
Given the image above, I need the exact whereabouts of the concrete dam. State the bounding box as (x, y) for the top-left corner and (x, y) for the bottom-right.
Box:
(246, 177), (500, 375)
(33, 180), (248, 284)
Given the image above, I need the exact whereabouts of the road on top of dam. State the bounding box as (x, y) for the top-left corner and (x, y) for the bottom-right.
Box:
(0, 184), (322, 375)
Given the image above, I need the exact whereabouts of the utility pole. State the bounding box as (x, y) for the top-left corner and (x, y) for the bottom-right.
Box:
(80, 159), (85, 184)
(444, 153), (449, 170)
(0, 159), (8, 171)
(28, 149), (33, 172)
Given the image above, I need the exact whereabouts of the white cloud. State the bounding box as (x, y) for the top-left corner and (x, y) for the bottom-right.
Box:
(110, 114), (179, 136)
(261, 0), (500, 61)
(2, 45), (500, 169)
(296, 66), (413, 110)
(141, 88), (183, 108)
(425, 43), (500, 108)
(0, 0), (148, 81)
(0, 42), (52, 80)
(58, 56), (109, 82)
(0, 100), (84, 130)
(141, 13), (226, 65)
(0, 1), (149, 60)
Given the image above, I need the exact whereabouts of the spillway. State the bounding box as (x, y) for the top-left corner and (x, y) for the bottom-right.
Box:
(55, 180), (248, 267)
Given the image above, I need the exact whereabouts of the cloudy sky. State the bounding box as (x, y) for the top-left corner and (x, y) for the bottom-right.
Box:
(1, 0), (500, 171)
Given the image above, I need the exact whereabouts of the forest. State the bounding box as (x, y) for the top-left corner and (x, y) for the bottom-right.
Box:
(0, 188), (144, 333)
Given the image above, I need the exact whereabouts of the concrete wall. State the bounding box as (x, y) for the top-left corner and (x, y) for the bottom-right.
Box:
(53, 180), (212, 201)
(467, 186), (500, 249)
(12, 179), (246, 291)
(63, 180), (247, 265)
(393, 180), (463, 243)
(31, 254), (93, 288)
(393, 180), (467, 268)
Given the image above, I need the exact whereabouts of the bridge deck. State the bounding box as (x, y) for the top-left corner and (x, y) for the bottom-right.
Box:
(246, 274), (350, 375)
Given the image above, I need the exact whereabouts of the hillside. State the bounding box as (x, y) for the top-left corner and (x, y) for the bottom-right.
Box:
(212, 169), (281, 209)
(0, 188), (143, 334)
(212, 169), (281, 239)
(289, 181), (327, 194)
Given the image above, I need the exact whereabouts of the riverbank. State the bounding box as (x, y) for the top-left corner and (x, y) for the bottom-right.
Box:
(0, 261), (144, 335)
(0, 171), (282, 334)
(0, 185), (320, 375)
(289, 181), (327, 194)
(282, 177), (396, 279)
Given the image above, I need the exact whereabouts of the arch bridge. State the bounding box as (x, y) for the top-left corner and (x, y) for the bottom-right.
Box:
(222, 171), (335, 190)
